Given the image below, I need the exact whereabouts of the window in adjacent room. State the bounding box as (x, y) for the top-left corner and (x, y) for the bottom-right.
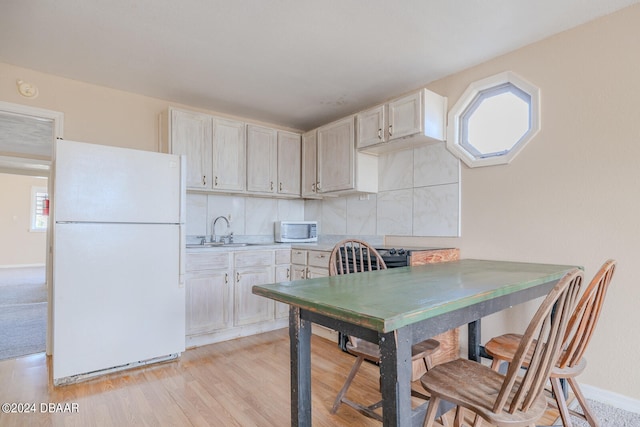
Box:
(446, 71), (540, 167)
(31, 186), (49, 231)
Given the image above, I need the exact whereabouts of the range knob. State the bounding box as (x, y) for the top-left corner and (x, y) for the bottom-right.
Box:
(389, 248), (397, 255)
(398, 248), (406, 255)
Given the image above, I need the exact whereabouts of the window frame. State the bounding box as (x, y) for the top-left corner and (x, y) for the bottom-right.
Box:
(30, 186), (49, 232)
(446, 71), (541, 168)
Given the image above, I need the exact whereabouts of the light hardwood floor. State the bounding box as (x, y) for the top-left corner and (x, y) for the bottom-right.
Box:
(0, 328), (563, 426)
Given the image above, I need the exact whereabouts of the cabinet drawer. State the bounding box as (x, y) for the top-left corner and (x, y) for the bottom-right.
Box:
(307, 250), (330, 268)
(234, 250), (274, 268)
(291, 249), (307, 265)
(275, 249), (291, 265)
(186, 252), (231, 272)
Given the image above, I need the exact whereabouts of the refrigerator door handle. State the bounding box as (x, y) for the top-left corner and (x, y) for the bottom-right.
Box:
(178, 155), (187, 287)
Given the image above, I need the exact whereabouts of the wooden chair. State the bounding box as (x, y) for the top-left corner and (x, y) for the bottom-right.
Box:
(328, 239), (441, 421)
(420, 268), (583, 427)
(484, 260), (616, 427)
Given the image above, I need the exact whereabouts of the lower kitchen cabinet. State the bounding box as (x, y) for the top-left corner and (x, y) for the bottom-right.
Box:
(290, 247), (335, 340)
(185, 248), (288, 348)
(185, 252), (231, 335)
(275, 249), (291, 319)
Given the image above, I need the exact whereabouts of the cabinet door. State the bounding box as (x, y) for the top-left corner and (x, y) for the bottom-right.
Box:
(291, 264), (307, 280)
(357, 104), (386, 148)
(247, 124), (277, 193)
(275, 265), (291, 318)
(186, 269), (231, 334)
(388, 90), (423, 140)
(277, 131), (301, 196)
(301, 131), (318, 197)
(212, 118), (246, 191)
(234, 267), (274, 326)
(317, 116), (355, 193)
(306, 266), (328, 279)
(170, 109), (212, 189)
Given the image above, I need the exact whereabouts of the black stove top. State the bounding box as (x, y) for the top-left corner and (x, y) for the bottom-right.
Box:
(374, 247), (410, 268)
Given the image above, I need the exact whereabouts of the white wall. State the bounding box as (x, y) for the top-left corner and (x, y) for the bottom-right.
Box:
(0, 173), (47, 267)
(389, 4), (640, 400)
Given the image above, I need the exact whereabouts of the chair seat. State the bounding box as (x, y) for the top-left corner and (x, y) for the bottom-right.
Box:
(346, 338), (440, 363)
(421, 358), (548, 426)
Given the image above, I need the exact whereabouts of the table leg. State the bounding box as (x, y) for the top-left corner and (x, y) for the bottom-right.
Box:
(468, 319), (481, 362)
(379, 328), (413, 426)
(290, 306), (311, 427)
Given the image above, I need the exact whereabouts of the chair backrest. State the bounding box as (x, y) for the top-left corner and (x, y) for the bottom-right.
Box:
(558, 259), (616, 369)
(494, 269), (583, 415)
(328, 239), (387, 276)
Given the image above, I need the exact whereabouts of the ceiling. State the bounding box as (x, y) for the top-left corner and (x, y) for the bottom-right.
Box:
(1, 0), (638, 131)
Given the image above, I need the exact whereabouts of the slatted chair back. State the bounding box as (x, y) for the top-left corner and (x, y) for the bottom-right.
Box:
(494, 269), (582, 415)
(328, 239), (387, 276)
(557, 260), (616, 369)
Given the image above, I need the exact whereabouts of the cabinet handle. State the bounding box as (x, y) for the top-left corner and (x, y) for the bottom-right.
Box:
(203, 175), (207, 186)
(286, 268), (290, 279)
(214, 176), (218, 186)
(317, 254), (325, 259)
(305, 268), (310, 279)
(378, 128), (383, 140)
(236, 272), (240, 282)
(270, 181), (274, 191)
(311, 182), (316, 192)
(388, 125), (393, 137)
(224, 273), (228, 284)
(279, 182), (283, 192)
(316, 182), (321, 191)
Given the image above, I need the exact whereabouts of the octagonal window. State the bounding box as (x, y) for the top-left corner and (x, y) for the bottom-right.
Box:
(447, 72), (540, 167)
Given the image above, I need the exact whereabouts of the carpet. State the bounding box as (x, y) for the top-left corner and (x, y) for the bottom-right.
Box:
(0, 267), (47, 361)
(568, 398), (640, 426)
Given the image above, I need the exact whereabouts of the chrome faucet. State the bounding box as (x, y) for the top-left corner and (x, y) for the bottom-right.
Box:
(212, 215), (231, 243)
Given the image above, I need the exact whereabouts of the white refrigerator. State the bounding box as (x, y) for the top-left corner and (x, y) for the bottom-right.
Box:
(51, 140), (186, 385)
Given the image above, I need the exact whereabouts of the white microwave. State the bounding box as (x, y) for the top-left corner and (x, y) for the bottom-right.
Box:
(275, 221), (318, 243)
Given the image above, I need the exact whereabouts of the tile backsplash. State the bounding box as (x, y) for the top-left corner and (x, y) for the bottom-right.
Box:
(186, 143), (460, 239)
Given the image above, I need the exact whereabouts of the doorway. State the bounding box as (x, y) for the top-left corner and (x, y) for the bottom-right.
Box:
(0, 101), (63, 360)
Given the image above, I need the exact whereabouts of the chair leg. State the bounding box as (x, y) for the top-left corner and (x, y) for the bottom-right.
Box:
(424, 353), (434, 371)
(423, 395), (441, 427)
(454, 406), (463, 427)
(550, 377), (573, 427)
(331, 356), (365, 414)
(472, 414), (483, 427)
(568, 377), (599, 427)
(490, 357), (502, 371)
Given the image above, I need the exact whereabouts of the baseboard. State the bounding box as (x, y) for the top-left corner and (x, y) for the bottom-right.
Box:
(579, 382), (640, 414)
(0, 264), (46, 269)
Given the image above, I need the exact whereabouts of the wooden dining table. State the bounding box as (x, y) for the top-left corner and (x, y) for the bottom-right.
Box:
(252, 259), (578, 427)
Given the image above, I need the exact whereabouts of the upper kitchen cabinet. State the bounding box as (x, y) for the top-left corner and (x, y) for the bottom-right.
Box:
(301, 130), (319, 198)
(162, 108), (213, 189)
(316, 116), (377, 195)
(246, 126), (301, 197)
(211, 117), (246, 192)
(277, 131), (301, 196)
(162, 108), (246, 192)
(357, 88), (447, 155)
(246, 124), (277, 194)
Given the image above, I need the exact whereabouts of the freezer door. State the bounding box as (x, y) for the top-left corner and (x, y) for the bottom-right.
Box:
(52, 223), (185, 381)
(54, 140), (182, 224)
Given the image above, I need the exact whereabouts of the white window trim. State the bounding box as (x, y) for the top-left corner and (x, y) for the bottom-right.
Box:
(446, 71), (541, 168)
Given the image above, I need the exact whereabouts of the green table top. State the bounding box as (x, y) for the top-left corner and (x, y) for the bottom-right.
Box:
(253, 259), (578, 333)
